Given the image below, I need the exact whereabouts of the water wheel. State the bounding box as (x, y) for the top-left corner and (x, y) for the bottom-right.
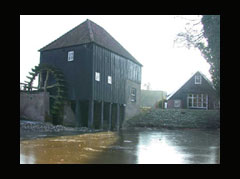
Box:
(25, 64), (66, 124)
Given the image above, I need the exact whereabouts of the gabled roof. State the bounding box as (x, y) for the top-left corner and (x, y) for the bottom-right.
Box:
(167, 71), (215, 100)
(39, 19), (142, 66)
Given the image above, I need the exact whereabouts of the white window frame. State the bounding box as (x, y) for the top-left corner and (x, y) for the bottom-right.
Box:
(107, 76), (112, 84)
(95, 72), (100, 81)
(195, 75), (202, 84)
(187, 94), (208, 109)
(68, 51), (74, 61)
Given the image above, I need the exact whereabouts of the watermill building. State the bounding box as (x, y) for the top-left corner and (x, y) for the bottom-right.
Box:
(38, 19), (142, 130)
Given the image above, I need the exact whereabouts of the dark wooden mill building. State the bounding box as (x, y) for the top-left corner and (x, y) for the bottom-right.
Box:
(39, 19), (142, 130)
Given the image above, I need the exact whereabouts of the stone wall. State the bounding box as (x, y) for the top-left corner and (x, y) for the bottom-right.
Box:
(20, 92), (49, 122)
(63, 101), (77, 127)
(123, 108), (220, 129)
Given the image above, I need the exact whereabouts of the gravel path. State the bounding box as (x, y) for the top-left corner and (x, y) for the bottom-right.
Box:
(20, 120), (104, 140)
(20, 120), (89, 133)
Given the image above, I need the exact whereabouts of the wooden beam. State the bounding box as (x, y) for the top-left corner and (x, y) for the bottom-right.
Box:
(100, 101), (104, 129)
(38, 72), (42, 89)
(88, 100), (94, 129)
(46, 83), (58, 89)
(43, 71), (49, 92)
(108, 103), (112, 130)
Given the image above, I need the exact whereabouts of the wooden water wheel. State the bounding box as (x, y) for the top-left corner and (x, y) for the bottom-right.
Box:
(25, 64), (66, 124)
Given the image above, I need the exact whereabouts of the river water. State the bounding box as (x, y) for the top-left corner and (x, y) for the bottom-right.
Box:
(20, 129), (220, 164)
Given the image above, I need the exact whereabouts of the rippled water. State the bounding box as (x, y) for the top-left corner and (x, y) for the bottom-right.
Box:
(20, 129), (220, 164)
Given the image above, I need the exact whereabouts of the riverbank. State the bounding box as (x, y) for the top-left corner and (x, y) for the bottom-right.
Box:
(20, 119), (97, 140)
(20, 120), (87, 132)
(20, 108), (220, 140)
(122, 109), (220, 129)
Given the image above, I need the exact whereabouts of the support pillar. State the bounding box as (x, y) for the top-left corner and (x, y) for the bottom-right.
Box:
(88, 100), (94, 129)
(108, 103), (112, 130)
(122, 104), (126, 128)
(100, 101), (104, 129)
(75, 100), (81, 127)
(116, 104), (120, 131)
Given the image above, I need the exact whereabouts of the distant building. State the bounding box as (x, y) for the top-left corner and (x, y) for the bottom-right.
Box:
(140, 90), (167, 108)
(167, 71), (219, 110)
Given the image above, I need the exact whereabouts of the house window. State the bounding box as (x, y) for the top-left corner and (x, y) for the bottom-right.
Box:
(187, 94), (208, 109)
(195, 75), (202, 84)
(68, 51), (74, 61)
(174, 100), (181, 108)
(108, 76), (112, 84)
(95, 72), (100, 81)
(130, 88), (136, 102)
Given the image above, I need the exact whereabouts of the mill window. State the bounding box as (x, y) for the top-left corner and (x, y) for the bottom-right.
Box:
(107, 76), (112, 84)
(68, 51), (74, 61)
(95, 72), (100, 81)
(130, 88), (136, 102)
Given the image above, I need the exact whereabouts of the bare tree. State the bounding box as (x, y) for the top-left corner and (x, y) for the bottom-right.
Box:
(174, 15), (220, 97)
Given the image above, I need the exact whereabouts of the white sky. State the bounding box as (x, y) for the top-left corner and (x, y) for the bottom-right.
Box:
(20, 15), (211, 95)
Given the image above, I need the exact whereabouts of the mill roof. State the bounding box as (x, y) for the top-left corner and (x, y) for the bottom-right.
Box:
(39, 19), (142, 66)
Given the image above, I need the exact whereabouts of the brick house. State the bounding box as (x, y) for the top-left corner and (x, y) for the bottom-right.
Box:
(167, 71), (219, 110)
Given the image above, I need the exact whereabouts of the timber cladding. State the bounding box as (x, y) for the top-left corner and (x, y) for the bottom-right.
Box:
(93, 44), (126, 104)
(40, 43), (93, 101)
(93, 44), (141, 104)
(40, 42), (142, 103)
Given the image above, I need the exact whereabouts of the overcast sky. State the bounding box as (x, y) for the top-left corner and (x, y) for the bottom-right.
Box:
(20, 15), (211, 94)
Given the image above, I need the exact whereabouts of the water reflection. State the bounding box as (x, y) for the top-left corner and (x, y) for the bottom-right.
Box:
(137, 133), (185, 164)
(20, 129), (220, 164)
(20, 153), (36, 164)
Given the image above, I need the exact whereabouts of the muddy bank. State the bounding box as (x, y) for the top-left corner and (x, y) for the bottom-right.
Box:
(122, 109), (220, 129)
